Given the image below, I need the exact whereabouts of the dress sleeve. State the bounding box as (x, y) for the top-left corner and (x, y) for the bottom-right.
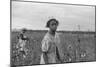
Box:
(41, 39), (49, 52)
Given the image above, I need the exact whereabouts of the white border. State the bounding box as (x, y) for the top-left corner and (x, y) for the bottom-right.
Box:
(0, 0), (99, 67)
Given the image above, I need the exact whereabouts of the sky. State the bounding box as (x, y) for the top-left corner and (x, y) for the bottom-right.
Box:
(12, 1), (95, 31)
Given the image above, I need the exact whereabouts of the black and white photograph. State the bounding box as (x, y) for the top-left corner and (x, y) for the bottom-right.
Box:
(11, 0), (96, 67)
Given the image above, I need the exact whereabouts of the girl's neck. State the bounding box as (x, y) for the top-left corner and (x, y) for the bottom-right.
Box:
(49, 30), (55, 36)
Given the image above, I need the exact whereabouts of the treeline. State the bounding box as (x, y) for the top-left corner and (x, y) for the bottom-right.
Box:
(12, 28), (95, 34)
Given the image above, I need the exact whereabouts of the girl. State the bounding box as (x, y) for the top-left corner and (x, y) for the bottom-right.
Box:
(16, 29), (29, 58)
(40, 18), (62, 64)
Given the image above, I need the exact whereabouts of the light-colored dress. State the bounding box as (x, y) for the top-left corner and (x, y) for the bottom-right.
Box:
(40, 32), (61, 64)
(16, 37), (27, 51)
(16, 35), (28, 56)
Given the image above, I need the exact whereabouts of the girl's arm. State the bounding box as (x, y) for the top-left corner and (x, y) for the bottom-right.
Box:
(42, 40), (49, 64)
(42, 51), (48, 64)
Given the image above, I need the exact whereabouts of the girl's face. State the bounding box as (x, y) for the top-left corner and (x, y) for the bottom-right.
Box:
(49, 20), (58, 32)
